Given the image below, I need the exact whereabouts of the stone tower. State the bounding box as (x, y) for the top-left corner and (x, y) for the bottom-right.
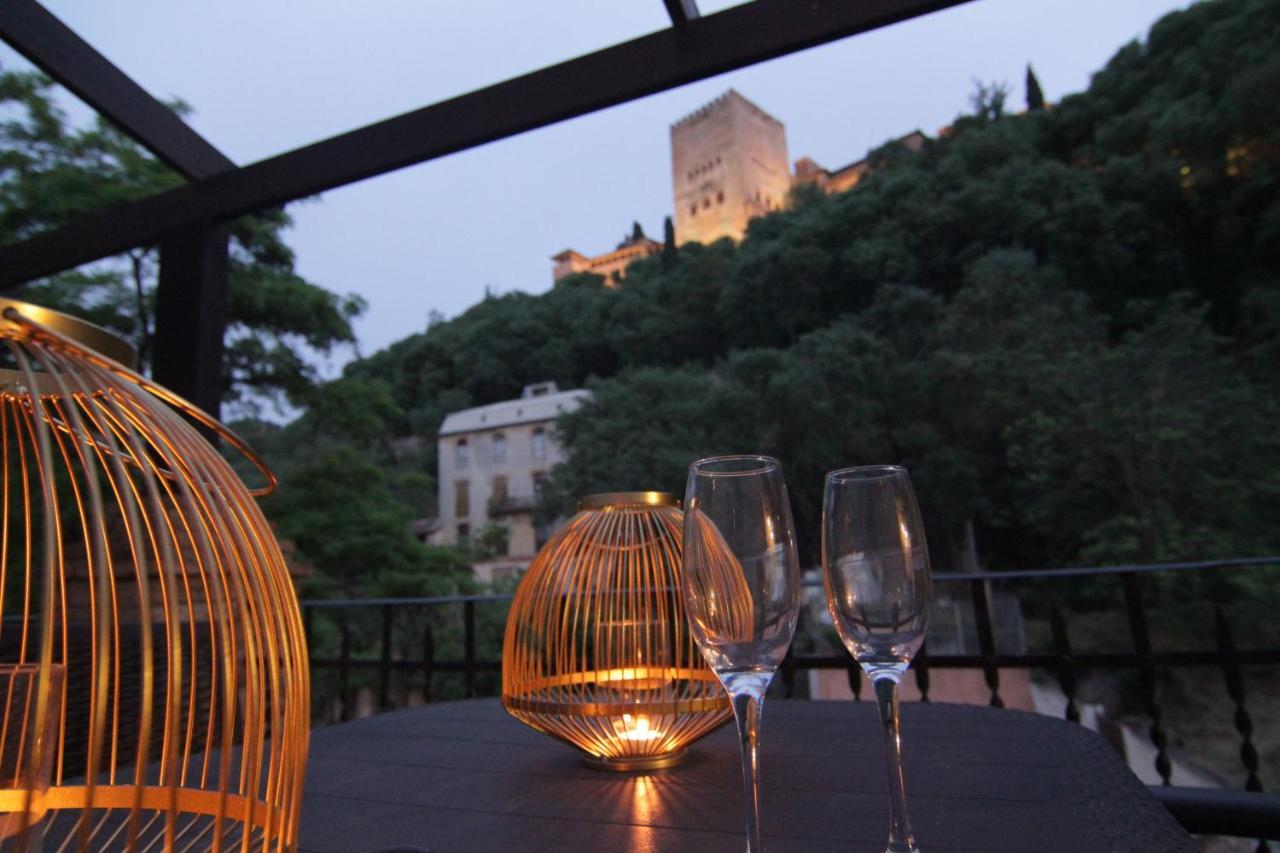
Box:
(670, 90), (791, 246)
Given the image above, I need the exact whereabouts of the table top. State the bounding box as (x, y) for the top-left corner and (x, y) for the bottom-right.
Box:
(299, 698), (1196, 853)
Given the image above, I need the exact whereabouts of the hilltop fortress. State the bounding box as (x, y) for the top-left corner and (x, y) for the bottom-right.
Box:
(552, 89), (924, 283)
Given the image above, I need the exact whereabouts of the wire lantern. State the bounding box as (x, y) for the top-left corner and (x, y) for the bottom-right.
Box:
(502, 492), (731, 771)
(0, 297), (308, 851)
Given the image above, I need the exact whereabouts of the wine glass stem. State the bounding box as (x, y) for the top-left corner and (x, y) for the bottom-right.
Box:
(730, 690), (765, 853)
(873, 676), (919, 853)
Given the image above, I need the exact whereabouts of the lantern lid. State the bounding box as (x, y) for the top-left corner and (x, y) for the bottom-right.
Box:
(0, 296), (139, 368)
(577, 491), (678, 510)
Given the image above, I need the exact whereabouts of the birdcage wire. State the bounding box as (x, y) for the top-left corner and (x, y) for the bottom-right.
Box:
(0, 300), (308, 852)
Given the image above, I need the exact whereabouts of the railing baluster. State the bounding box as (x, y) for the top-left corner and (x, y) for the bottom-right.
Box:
(379, 604), (394, 710)
(970, 579), (1003, 708)
(781, 648), (796, 698)
(338, 611), (352, 722)
(914, 642), (930, 702)
(1215, 607), (1263, 793)
(423, 621), (435, 704)
(1121, 572), (1172, 785)
(1049, 607), (1080, 723)
(847, 663), (862, 701)
(464, 599), (477, 698)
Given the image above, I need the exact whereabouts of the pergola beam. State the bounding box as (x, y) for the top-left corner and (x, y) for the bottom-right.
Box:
(662, 0), (701, 27)
(0, 0), (235, 180)
(0, 0), (974, 289)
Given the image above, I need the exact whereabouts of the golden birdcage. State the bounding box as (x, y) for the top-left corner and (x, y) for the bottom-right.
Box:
(0, 297), (308, 851)
(502, 492), (730, 771)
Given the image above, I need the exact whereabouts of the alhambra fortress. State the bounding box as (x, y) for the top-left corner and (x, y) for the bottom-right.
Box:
(551, 89), (925, 284)
(427, 90), (930, 579)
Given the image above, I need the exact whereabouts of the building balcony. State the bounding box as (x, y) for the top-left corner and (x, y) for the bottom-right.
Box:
(488, 494), (538, 516)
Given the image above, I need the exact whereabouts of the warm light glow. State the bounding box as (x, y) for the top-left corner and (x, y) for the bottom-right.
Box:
(502, 494), (731, 769)
(617, 714), (661, 742)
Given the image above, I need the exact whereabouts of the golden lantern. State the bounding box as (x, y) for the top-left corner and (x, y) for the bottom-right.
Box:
(502, 492), (730, 771)
(0, 298), (308, 851)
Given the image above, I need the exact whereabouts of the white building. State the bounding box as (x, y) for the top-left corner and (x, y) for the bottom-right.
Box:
(428, 382), (590, 583)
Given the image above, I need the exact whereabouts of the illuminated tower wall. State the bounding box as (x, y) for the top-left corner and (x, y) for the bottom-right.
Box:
(670, 90), (791, 246)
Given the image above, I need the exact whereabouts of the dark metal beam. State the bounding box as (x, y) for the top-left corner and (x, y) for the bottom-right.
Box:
(152, 224), (229, 418)
(663, 0), (700, 26)
(0, 0), (975, 288)
(0, 0), (234, 180)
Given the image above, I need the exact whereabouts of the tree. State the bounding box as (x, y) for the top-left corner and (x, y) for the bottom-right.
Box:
(1025, 64), (1046, 111)
(661, 215), (677, 270)
(0, 67), (364, 414)
(968, 80), (1010, 123)
(265, 445), (472, 599)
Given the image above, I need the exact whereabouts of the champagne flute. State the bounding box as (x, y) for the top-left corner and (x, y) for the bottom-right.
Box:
(822, 465), (932, 853)
(682, 455), (801, 853)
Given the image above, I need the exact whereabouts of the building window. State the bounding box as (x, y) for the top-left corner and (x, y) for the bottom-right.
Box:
(716, 190), (724, 204)
(689, 204), (696, 216)
(492, 475), (508, 505)
(457, 523), (471, 549)
(702, 197), (711, 209)
(455, 438), (469, 468)
(532, 428), (547, 460)
(492, 432), (506, 464)
(532, 471), (547, 495)
(455, 480), (470, 518)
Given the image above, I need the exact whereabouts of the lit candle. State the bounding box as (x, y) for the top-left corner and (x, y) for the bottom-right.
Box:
(618, 714), (661, 741)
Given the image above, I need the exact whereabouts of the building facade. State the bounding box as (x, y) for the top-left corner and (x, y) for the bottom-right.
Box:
(551, 231), (662, 285)
(792, 130), (927, 195)
(430, 382), (590, 583)
(671, 89), (792, 246)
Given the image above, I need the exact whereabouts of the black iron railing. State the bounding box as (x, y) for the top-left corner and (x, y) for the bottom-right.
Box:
(300, 557), (1280, 841)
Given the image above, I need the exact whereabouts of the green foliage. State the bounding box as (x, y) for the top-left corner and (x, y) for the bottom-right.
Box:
(1025, 65), (1046, 112)
(264, 444), (472, 599)
(0, 67), (364, 414)
(334, 0), (1279, 588)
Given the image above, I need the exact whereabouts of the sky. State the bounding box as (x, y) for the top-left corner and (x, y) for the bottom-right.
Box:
(2, 0), (1192, 371)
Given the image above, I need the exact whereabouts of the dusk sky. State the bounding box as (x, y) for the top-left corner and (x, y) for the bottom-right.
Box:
(4, 0), (1191, 371)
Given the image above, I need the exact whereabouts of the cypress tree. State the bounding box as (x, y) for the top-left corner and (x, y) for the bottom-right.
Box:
(1026, 64), (1046, 111)
(661, 216), (678, 270)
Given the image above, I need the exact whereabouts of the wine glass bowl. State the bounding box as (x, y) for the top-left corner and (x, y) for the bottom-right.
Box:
(822, 465), (932, 678)
(683, 454), (801, 852)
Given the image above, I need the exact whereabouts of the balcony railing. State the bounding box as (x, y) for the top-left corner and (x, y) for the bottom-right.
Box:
(487, 493), (538, 516)
(300, 557), (1280, 843)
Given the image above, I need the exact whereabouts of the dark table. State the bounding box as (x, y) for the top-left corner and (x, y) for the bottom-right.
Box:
(299, 698), (1196, 852)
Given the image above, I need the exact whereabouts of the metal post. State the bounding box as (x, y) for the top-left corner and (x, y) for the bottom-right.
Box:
(379, 604), (394, 710)
(338, 612), (352, 722)
(464, 600), (477, 698)
(1121, 572), (1172, 785)
(1049, 607), (1081, 723)
(970, 579), (1003, 708)
(154, 223), (229, 419)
